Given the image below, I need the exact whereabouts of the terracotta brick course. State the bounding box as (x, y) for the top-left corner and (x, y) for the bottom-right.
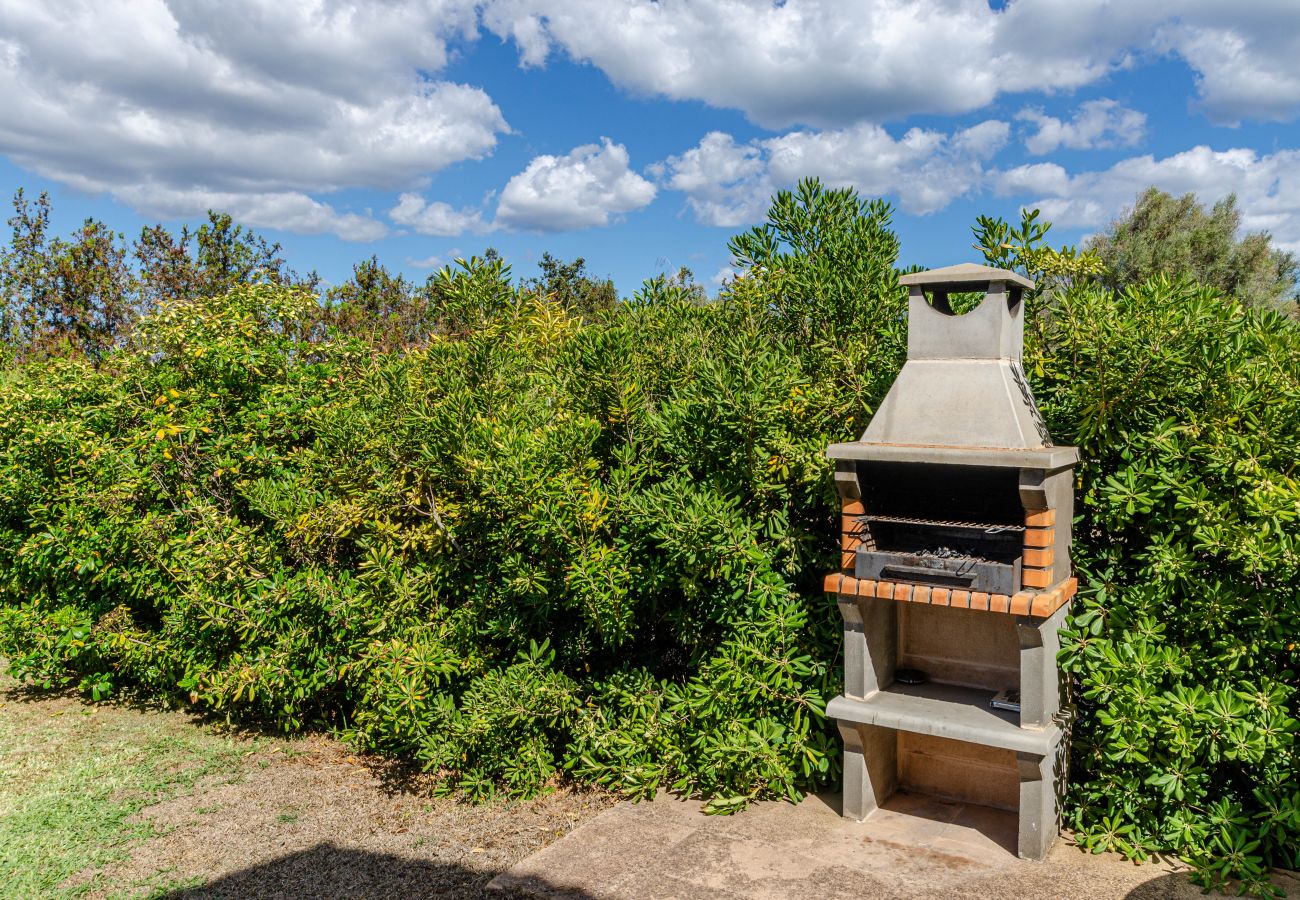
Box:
(1030, 593), (1057, 617)
(1024, 528), (1054, 548)
(1022, 547), (1054, 568)
(1021, 567), (1054, 589)
(1024, 508), (1056, 527)
(841, 499), (866, 516)
(825, 571), (1079, 618)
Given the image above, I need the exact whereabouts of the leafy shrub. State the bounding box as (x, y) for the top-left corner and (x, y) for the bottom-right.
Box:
(1, 180), (1296, 893)
(0, 183), (901, 811)
(1036, 279), (1300, 894)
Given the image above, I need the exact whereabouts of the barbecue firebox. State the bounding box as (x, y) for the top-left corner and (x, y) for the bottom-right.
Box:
(824, 264), (1079, 860)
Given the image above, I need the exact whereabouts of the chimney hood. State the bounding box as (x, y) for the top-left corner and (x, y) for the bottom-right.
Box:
(858, 263), (1051, 453)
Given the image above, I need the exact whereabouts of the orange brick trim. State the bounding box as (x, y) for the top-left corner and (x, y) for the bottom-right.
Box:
(826, 573), (1078, 617)
(842, 499), (865, 516)
(1024, 508), (1056, 528)
(1024, 528), (1055, 549)
(1021, 567), (1055, 589)
(841, 550), (857, 569)
(1023, 547), (1054, 568)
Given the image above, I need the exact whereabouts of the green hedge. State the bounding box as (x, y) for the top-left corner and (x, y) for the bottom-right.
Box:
(0, 182), (1296, 893)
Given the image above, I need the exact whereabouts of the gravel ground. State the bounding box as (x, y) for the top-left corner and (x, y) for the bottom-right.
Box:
(0, 673), (613, 899)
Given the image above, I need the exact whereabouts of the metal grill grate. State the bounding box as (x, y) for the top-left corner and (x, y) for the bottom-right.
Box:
(856, 513), (1024, 534)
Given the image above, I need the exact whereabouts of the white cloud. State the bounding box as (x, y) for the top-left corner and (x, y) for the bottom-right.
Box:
(390, 193), (488, 237)
(994, 163), (1072, 198)
(1155, 8), (1300, 124)
(407, 254), (446, 269)
(1002, 145), (1300, 253)
(1017, 99), (1147, 155)
(656, 132), (771, 227)
(114, 185), (387, 242)
(496, 139), (656, 231)
(481, 1), (1300, 128)
(0, 0), (506, 240)
(659, 120), (1009, 226)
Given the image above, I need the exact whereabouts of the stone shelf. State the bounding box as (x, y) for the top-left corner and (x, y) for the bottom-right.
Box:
(827, 683), (1063, 756)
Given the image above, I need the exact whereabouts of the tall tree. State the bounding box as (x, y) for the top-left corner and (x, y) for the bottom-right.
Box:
(524, 252), (617, 321)
(1087, 187), (1299, 311)
(0, 190), (135, 358)
(323, 256), (420, 348)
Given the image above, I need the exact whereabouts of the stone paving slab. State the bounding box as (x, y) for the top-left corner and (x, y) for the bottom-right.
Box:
(489, 792), (1300, 900)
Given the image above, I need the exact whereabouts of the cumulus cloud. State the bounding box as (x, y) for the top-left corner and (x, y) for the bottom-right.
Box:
(659, 121), (1009, 227)
(0, 0), (506, 240)
(480, 0), (1300, 128)
(389, 193), (489, 237)
(1000, 145), (1300, 253)
(994, 163), (1072, 198)
(496, 139), (656, 231)
(1155, 8), (1300, 124)
(114, 185), (388, 242)
(654, 132), (771, 227)
(1017, 99), (1147, 155)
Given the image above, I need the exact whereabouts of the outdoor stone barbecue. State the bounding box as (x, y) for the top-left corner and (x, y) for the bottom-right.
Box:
(824, 263), (1078, 860)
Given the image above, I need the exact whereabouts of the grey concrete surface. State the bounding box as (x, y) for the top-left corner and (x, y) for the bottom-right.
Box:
(489, 791), (1300, 900)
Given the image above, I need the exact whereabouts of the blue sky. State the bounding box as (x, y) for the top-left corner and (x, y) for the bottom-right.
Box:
(2, 1), (1298, 294)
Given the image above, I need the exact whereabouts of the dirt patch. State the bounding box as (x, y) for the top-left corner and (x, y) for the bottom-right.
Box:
(93, 735), (612, 898)
(0, 672), (613, 898)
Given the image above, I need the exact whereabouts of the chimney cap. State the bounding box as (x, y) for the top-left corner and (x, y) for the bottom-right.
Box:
(899, 263), (1035, 292)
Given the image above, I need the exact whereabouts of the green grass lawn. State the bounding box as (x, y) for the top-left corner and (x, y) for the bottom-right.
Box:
(0, 678), (252, 898)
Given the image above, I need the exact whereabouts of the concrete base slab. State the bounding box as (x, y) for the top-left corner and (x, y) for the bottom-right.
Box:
(489, 792), (1300, 900)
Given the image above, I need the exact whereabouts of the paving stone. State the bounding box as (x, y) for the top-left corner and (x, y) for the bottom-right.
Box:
(489, 792), (1300, 900)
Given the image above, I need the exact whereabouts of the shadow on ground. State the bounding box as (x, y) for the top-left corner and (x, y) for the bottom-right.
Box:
(1124, 870), (1300, 900)
(160, 842), (597, 900)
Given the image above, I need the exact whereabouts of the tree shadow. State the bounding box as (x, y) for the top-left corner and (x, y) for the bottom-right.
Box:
(159, 841), (598, 899)
(1124, 869), (1300, 899)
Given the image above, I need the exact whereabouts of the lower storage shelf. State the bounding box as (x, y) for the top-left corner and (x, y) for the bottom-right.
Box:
(827, 683), (1062, 756)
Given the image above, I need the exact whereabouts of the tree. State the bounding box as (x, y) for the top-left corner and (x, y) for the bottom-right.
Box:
(322, 256), (420, 348)
(523, 252), (617, 321)
(0, 190), (134, 359)
(1087, 187), (1299, 312)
